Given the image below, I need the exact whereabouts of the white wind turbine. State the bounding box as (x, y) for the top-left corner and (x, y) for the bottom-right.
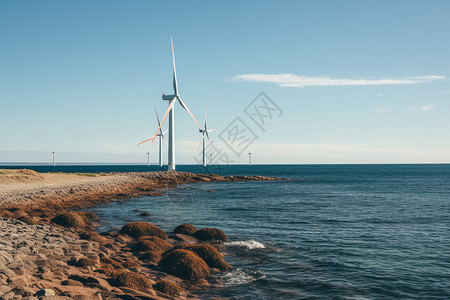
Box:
(196, 106), (216, 167)
(50, 147), (56, 167)
(139, 108), (168, 167)
(140, 36), (203, 171)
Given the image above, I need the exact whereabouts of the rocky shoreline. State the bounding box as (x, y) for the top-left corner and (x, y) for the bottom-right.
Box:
(0, 170), (283, 299)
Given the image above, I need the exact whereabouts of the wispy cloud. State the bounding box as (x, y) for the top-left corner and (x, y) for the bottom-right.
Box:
(421, 104), (434, 111)
(232, 73), (445, 87)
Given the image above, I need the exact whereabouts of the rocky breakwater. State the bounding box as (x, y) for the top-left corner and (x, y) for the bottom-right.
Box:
(0, 211), (234, 299)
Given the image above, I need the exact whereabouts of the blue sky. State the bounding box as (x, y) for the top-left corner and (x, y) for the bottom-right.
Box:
(1, 0), (449, 164)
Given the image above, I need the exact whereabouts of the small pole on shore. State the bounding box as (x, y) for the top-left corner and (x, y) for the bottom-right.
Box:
(248, 152), (252, 166)
(146, 152), (150, 166)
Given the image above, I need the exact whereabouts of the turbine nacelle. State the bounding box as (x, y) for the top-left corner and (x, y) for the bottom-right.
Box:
(162, 94), (177, 100)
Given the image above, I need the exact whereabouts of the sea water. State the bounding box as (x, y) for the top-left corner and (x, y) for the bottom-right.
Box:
(9, 164), (450, 299)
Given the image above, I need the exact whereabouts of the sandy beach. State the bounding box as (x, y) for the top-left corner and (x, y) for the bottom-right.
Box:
(0, 169), (280, 299)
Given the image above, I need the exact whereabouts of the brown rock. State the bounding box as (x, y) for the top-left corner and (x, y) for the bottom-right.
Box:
(139, 251), (162, 264)
(153, 279), (184, 297)
(166, 243), (232, 271)
(61, 279), (84, 287)
(119, 222), (167, 239)
(111, 272), (153, 290)
(173, 223), (197, 235)
(51, 212), (86, 228)
(18, 215), (36, 225)
(122, 259), (141, 272)
(135, 236), (172, 251)
(159, 249), (210, 281)
(193, 228), (228, 242)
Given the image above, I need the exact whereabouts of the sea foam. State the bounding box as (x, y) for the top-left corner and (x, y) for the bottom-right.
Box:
(220, 268), (266, 287)
(225, 240), (265, 249)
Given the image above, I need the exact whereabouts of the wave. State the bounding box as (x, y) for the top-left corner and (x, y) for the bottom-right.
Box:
(219, 268), (266, 287)
(225, 240), (265, 249)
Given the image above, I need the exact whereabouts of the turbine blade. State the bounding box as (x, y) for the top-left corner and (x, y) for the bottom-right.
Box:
(177, 97), (203, 131)
(206, 129), (210, 141)
(154, 107), (163, 135)
(196, 135), (206, 152)
(161, 133), (168, 146)
(137, 137), (153, 145)
(138, 97), (176, 145)
(208, 129), (217, 132)
(171, 36), (178, 95)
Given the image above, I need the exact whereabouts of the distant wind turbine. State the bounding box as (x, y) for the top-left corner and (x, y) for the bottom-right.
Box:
(139, 108), (167, 167)
(196, 106), (216, 167)
(248, 152), (252, 166)
(139, 36), (203, 171)
(146, 152), (150, 166)
(50, 148), (56, 167)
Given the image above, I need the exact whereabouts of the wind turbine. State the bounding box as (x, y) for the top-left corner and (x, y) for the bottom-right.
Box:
(196, 106), (216, 167)
(139, 36), (203, 171)
(50, 148), (56, 167)
(139, 108), (167, 167)
(248, 152), (252, 166)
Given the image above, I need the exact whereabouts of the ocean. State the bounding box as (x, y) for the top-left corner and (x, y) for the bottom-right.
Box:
(6, 164), (450, 299)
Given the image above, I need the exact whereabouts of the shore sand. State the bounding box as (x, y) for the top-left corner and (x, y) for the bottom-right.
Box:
(0, 169), (281, 299)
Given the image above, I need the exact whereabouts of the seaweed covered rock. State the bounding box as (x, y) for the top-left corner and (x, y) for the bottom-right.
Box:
(139, 250), (162, 264)
(78, 230), (109, 245)
(132, 238), (172, 253)
(77, 211), (98, 223)
(159, 249), (210, 280)
(51, 212), (87, 228)
(18, 215), (36, 225)
(68, 257), (98, 268)
(173, 223), (197, 235)
(136, 236), (172, 251)
(193, 228), (228, 242)
(111, 272), (153, 289)
(122, 259), (141, 272)
(166, 243), (232, 271)
(153, 280), (184, 297)
(119, 222), (167, 239)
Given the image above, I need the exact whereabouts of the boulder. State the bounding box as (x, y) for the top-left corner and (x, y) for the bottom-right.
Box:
(173, 223), (197, 235)
(166, 243), (232, 271)
(136, 236), (172, 251)
(159, 249), (210, 280)
(139, 251), (162, 264)
(111, 272), (153, 290)
(153, 279), (184, 297)
(193, 228), (228, 242)
(119, 222), (167, 239)
(51, 212), (86, 228)
(18, 215), (36, 225)
(77, 211), (98, 223)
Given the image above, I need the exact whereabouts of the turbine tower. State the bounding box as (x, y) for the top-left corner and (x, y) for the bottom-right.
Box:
(196, 106), (216, 167)
(50, 148), (56, 167)
(140, 36), (203, 171)
(139, 108), (167, 167)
